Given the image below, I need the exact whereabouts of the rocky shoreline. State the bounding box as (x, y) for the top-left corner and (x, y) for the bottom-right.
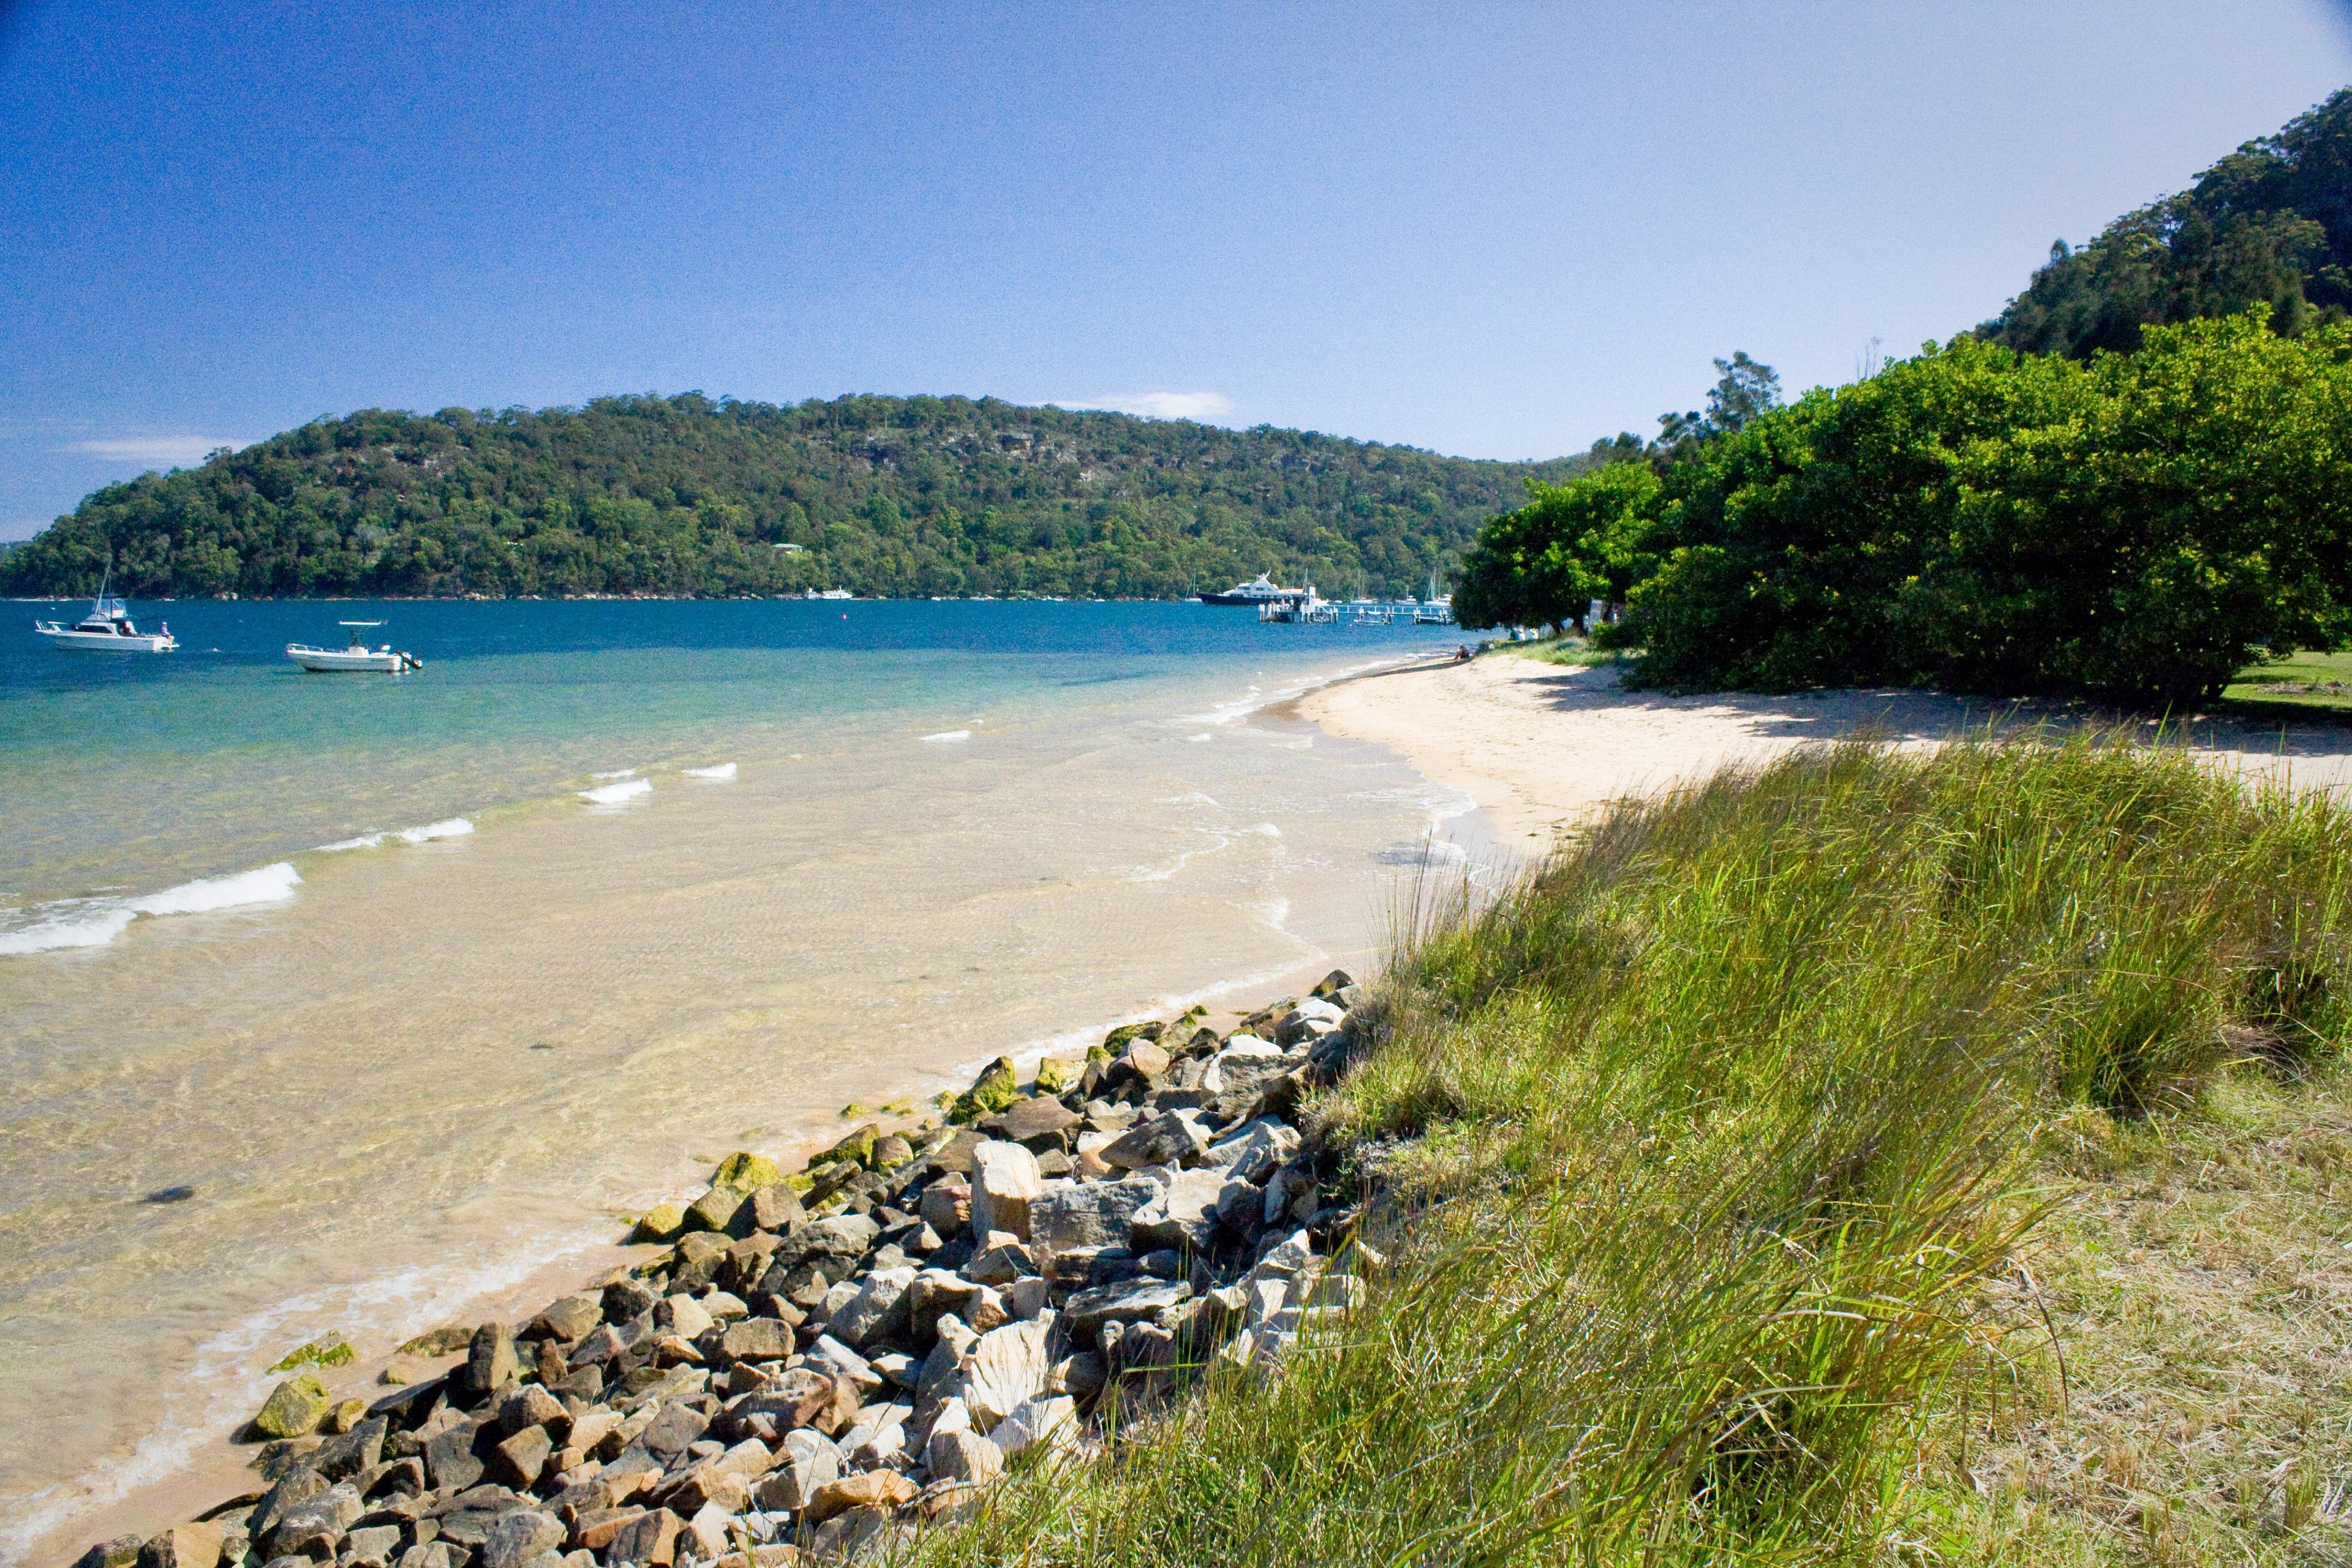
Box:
(74, 974), (1378, 1568)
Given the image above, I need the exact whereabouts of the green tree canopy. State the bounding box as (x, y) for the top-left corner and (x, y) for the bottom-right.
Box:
(1453, 461), (1663, 633)
(0, 395), (1589, 601)
(1980, 87), (2352, 357)
(1613, 314), (2352, 706)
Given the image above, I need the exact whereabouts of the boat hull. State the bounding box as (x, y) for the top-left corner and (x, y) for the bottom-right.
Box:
(1199, 591), (1302, 607)
(36, 625), (175, 652)
(287, 646), (416, 672)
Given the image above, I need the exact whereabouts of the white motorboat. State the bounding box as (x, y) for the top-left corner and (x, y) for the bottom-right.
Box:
(32, 570), (176, 652)
(287, 622), (421, 673)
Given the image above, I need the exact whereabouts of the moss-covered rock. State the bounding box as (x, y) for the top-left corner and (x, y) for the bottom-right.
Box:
(395, 1324), (475, 1358)
(630, 1202), (688, 1244)
(319, 1396), (369, 1435)
(949, 1057), (1021, 1124)
(250, 1373), (332, 1441)
(810, 1122), (880, 1169)
(1102, 1020), (1165, 1050)
(1032, 1057), (1079, 1095)
(711, 1151), (782, 1191)
(267, 1333), (355, 1373)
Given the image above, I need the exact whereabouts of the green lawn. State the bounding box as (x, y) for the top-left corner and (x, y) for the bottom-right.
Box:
(2220, 649), (2352, 719)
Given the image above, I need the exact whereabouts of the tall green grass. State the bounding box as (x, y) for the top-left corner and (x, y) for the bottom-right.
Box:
(905, 736), (2352, 1567)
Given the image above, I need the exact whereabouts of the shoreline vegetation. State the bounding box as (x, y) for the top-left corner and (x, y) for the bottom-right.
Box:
(0, 398), (1583, 605)
(70, 728), (2352, 1568)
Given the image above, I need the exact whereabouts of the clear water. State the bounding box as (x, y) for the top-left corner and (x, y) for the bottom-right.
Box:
(0, 597), (1484, 1558)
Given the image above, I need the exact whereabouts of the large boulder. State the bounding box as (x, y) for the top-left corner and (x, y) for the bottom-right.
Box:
(950, 1058), (1020, 1125)
(475, 1510), (563, 1568)
(465, 1321), (519, 1394)
(968, 1141), (1043, 1240)
(826, 1265), (917, 1349)
(805, 1469), (919, 1523)
(1131, 1166), (1232, 1251)
(980, 1095), (1082, 1152)
(905, 1268), (985, 1343)
(753, 1428), (842, 1510)
(136, 1525), (224, 1568)
(957, 1318), (1053, 1431)
(711, 1150), (783, 1191)
(992, 1394), (1079, 1458)
(1027, 1176), (1161, 1259)
(1065, 1278), (1192, 1344)
(1203, 1118), (1300, 1183)
(925, 1428), (1005, 1483)
(249, 1374), (332, 1441)
(1101, 1112), (1211, 1171)
(532, 1292), (603, 1341)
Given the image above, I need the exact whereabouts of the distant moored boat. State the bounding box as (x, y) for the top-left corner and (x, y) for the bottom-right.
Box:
(1199, 572), (1308, 608)
(286, 622), (422, 673)
(32, 567), (176, 652)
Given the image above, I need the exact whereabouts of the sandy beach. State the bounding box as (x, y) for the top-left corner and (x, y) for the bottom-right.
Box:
(1301, 652), (2352, 848)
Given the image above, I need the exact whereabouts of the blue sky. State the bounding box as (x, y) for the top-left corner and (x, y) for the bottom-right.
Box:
(3, 1), (2350, 540)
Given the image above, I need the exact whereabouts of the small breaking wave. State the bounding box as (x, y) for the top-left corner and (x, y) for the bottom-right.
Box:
(315, 817), (476, 853)
(682, 763), (737, 780)
(0, 863), (303, 958)
(589, 768), (638, 780)
(579, 778), (653, 805)
(921, 730), (971, 743)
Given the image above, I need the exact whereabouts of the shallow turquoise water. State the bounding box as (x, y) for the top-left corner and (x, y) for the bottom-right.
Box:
(0, 598), (1484, 1560)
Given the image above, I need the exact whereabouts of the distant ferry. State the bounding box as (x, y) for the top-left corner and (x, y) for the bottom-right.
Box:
(1199, 573), (1308, 608)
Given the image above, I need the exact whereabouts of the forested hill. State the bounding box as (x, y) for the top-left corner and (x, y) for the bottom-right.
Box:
(1979, 86), (2352, 356)
(0, 394), (1586, 600)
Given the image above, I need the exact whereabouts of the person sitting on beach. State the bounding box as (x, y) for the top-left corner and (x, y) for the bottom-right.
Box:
(1455, 644), (1471, 662)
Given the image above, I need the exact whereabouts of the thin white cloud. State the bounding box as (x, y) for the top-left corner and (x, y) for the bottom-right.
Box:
(1056, 392), (1234, 421)
(67, 436), (244, 466)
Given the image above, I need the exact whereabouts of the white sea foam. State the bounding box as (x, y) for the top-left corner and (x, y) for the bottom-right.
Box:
(1128, 832), (1231, 884)
(589, 768), (638, 780)
(0, 905), (138, 957)
(1187, 733), (1213, 743)
(129, 862), (303, 917)
(0, 864), (301, 958)
(921, 730), (971, 743)
(317, 816), (475, 853)
(682, 762), (737, 780)
(579, 778), (653, 805)
(1246, 822), (1283, 838)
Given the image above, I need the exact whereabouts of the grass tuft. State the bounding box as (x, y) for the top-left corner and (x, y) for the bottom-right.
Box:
(902, 733), (2352, 1566)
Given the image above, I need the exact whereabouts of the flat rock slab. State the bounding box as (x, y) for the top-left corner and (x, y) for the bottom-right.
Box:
(1065, 1277), (1193, 1342)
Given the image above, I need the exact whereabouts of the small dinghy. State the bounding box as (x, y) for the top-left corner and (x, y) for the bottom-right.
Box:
(287, 621), (422, 673)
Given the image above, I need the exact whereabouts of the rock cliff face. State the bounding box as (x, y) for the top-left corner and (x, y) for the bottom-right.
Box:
(83, 974), (1378, 1568)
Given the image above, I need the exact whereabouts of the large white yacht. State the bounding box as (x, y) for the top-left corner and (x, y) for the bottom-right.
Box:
(1199, 572), (1308, 608)
(33, 570), (176, 652)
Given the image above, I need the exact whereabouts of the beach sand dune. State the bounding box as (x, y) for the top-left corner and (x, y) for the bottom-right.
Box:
(1302, 654), (2352, 848)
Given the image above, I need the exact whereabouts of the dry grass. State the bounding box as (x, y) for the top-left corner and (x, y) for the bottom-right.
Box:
(1911, 1065), (2352, 1564)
